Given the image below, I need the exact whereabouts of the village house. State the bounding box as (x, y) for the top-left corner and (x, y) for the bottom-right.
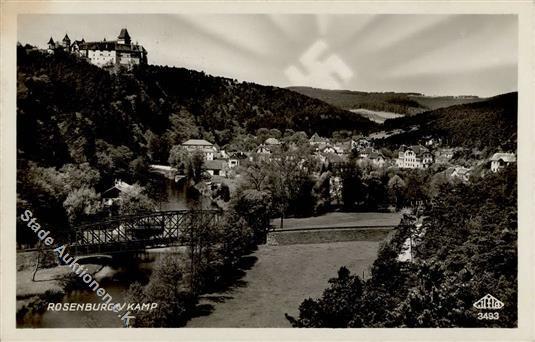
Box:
(423, 136), (442, 147)
(205, 160), (229, 177)
(101, 179), (133, 207)
(309, 133), (329, 147)
(256, 144), (272, 155)
(353, 137), (371, 151)
(216, 150), (229, 159)
(181, 139), (218, 161)
(228, 157), (239, 169)
(227, 152), (248, 169)
(368, 151), (387, 167)
(333, 141), (352, 155)
(255, 137), (281, 158)
(320, 145), (337, 154)
(396, 145), (433, 169)
(490, 152), (516, 172)
(448, 166), (471, 182)
(434, 147), (456, 164)
(47, 28), (147, 70)
(316, 151), (344, 167)
(358, 147), (375, 159)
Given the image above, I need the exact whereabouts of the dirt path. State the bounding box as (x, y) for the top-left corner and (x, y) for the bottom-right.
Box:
(187, 240), (382, 327)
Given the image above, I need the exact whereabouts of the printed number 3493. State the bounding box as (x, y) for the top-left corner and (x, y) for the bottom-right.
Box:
(477, 312), (499, 320)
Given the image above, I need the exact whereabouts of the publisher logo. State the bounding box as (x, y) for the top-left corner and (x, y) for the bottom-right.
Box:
(473, 294), (504, 310)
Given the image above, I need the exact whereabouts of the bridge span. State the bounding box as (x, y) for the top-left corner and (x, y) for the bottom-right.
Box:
(68, 209), (223, 255)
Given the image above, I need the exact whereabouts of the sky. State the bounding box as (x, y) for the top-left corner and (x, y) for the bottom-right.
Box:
(18, 14), (518, 97)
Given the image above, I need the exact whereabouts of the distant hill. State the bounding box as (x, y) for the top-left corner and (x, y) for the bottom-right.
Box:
(133, 68), (378, 137)
(16, 46), (377, 167)
(288, 86), (485, 116)
(378, 92), (517, 150)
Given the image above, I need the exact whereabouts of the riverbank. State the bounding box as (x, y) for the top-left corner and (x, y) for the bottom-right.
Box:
(16, 251), (105, 326)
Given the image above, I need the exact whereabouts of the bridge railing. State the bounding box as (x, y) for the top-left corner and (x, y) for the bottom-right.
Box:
(69, 209), (224, 254)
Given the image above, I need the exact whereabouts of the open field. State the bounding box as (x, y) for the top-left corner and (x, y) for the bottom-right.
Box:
(187, 240), (383, 327)
(350, 108), (404, 123)
(272, 212), (401, 230)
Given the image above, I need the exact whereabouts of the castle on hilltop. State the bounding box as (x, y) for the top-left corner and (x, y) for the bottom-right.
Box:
(47, 28), (147, 70)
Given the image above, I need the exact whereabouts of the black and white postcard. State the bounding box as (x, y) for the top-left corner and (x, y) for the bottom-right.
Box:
(1, 1), (534, 341)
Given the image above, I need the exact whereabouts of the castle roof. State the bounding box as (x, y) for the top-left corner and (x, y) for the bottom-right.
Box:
(48, 37), (55, 44)
(79, 40), (146, 54)
(118, 28), (131, 40)
(81, 41), (117, 51)
(63, 34), (70, 41)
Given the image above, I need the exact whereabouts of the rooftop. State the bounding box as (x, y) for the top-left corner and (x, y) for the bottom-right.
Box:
(490, 152), (516, 162)
(182, 139), (214, 146)
(118, 28), (131, 40)
(399, 145), (429, 157)
(265, 138), (281, 145)
(102, 180), (133, 197)
(369, 151), (385, 160)
(205, 159), (227, 170)
(309, 133), (327, 143)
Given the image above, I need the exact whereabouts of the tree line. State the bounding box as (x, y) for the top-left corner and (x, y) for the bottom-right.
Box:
(381, 92), (517, 151)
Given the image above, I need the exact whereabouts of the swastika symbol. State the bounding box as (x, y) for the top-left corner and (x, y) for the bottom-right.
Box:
(285, 40), (354, 89)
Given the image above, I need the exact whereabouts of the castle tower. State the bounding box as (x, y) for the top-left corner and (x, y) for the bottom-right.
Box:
(117, 28), (131, 45)
(62, 34), (71, 51)
(47, 37), (55, 50)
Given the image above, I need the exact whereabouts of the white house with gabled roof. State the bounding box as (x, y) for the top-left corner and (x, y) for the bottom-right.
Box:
(181, 139), (217, 161)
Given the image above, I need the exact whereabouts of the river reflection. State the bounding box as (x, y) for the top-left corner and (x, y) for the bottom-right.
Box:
(147, 173), (216, 211)
(20, 247), (191, 328)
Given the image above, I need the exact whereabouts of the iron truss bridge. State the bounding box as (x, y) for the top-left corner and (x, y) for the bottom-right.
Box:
(67, 209), (224, 255)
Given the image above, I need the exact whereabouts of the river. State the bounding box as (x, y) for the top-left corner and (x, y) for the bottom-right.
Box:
(17, 174), (206, 328)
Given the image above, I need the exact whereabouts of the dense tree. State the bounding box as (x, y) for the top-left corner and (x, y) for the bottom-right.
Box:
(168, 145), (190, 174)
(95, 140), (134, 181)
(125, 254), (197, 327)
(387, 175), (406, 209)
(287, 167), (517, 328)
(231, 189), (272, 243)
(288, 86), (477, 115)
(340, 162), (366, 210)
(381, 93), (517, 151)
(63, 187), (103, 225)
(187, 151), (205, 184)
(118, 184), (156, 215)
(165, 110), (199, 145)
